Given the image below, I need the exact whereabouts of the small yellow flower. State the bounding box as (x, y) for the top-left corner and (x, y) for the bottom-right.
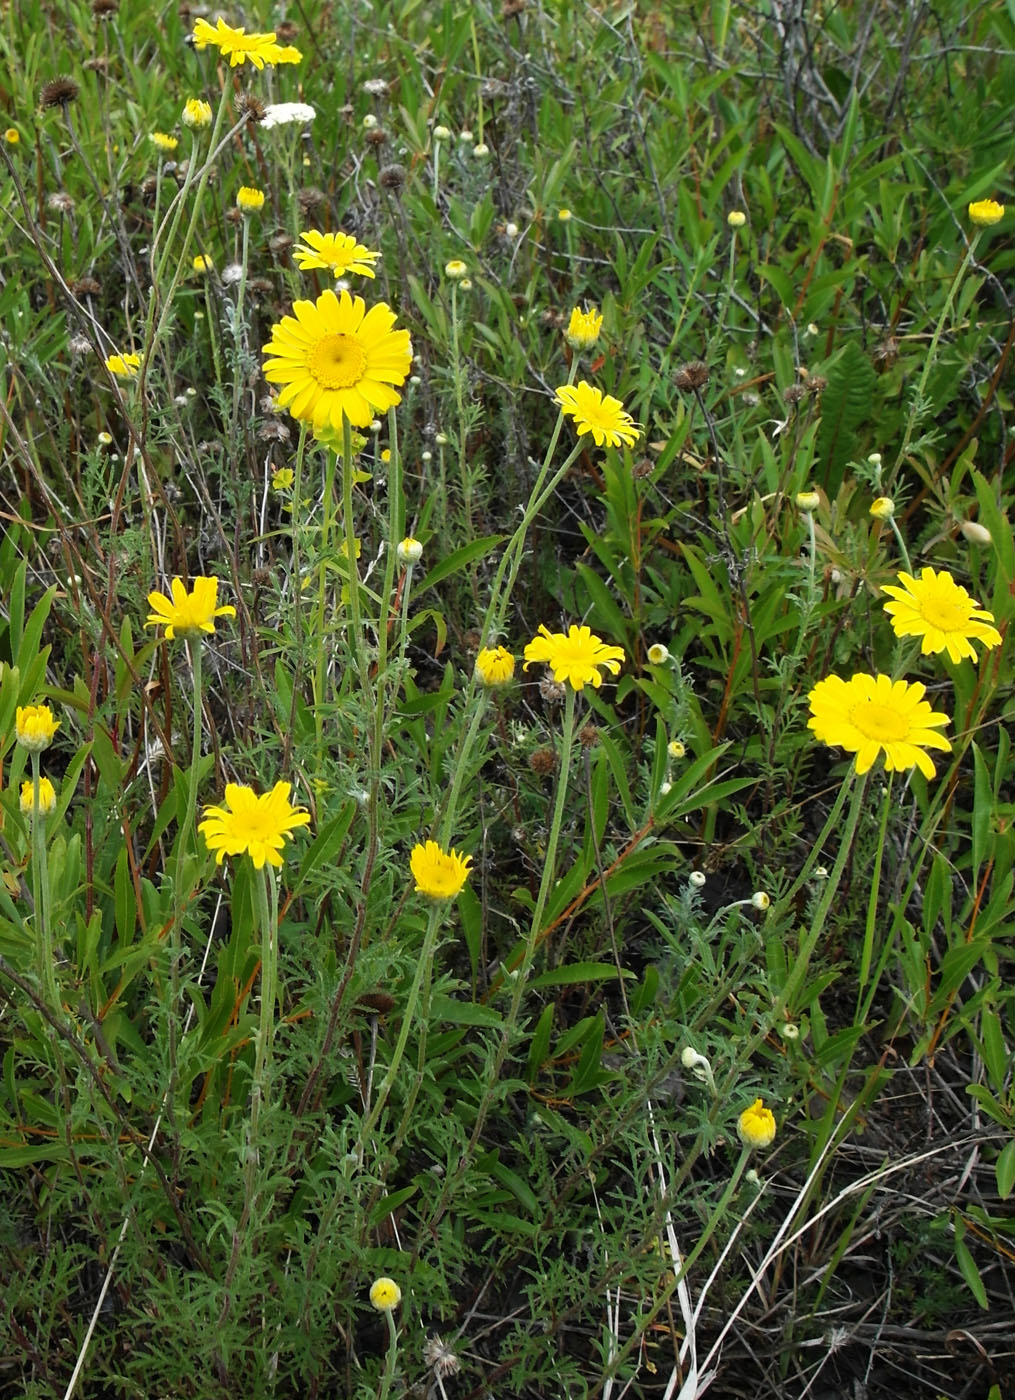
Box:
(474, 645), (515, 687)
(647, 643), (670, 665)
(274, 45), (302, 63)
(410, 841), (472, 900)
(397, 537), (423, 565)
(20, 776), (56, 816)
(151, 132), (178, 153)
(968, 199), (1004, 227)
(882, 567), (1002, 664)
(272, 468), (294, 491)
(16, 705), (60, 752)
(565, 305), (603, 351)
(236, 186), (265, 214)
(444, 259), (468, 279)
(554, 380), (639, 449)
(105, 353), (141, 378)
(869, 496), (894, 520)
(293, 229), (380, 279)
(146, 576), (236, 641)
(192, 253), (213, 274)
(738, 1098), (776, 1149)
(523, 623), (625, 691)
(667, 739), (686, 760)
(557, 208), (572, 222)
(199, 781), (310, 868)
(795, 490), (820, 512)
(727, 210), (747, 228)
(369, 1277), (402, 1311)
(182, 97), (213, 129)
(4, 127), (20, 145)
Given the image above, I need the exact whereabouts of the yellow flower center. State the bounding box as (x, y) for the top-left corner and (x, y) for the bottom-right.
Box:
(916, 593), (967, 632)
(309, 333), (368, 388)
(849, 701), (910, 743)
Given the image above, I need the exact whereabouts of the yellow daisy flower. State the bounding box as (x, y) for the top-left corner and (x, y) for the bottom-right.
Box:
(192, 253), (213, 274)
(151, 132), (178, 153)
(145, 576), (237, 641)
(565, 305), (602, 350)
(523, 623), (625, 691)
(292, 229), (379, 279)
(968, 199), (1004, 227)
(105, 352), (141, 378)
(410, 841), (472, 900)
(182, 97), (213, 129)
(20, 776), (57, 815)
(882, 567), (1002, 664)
(191, 17), (283, 69)
(554, 380), (639, 449)
(262, 289), (413, 431)
(806, 672), (951, 779)
(199, 781), (310, 869)
(16, 705), (60, 752)
(474, 645), (515, 687)
(236, 186), (265, 213)
(369, 1278), (402, 1311)
(738, 1099), (775, 1149)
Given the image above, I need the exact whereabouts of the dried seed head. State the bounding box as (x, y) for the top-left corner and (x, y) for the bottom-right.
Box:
(782, 383), (806, 406)
(92, 0), (118, 16)
(274, 19), (299, 41)
(502, 0), (526, 15)
(579, 723), (599, 748)
(70, 276), (101, 297)
(538, 675), (566, 706)
(46, 191), (76, 214)
(807, 375), (827, 395)
(40, 76), (81, 109)
(296, 186), (326, 214)
(674, 360), (709, 391)
(364, 125), (388, 147)
(423, 1335), (461, 1380)
(528, 747), (557, 776)
(268, 232), (294, 259)
(379, 162), (406, 191)
(234, 93), (265, 124)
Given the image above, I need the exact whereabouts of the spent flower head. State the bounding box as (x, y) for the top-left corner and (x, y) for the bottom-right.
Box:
(146, 576), (236, 641)
(523, 623), (625, 691)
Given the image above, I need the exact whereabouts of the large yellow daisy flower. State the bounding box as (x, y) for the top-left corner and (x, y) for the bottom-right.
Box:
(146, 576), (236, 641)
(294, 230), (379, 279)
(882, 567), (1002, 664)
(192, 17), (284, 68)
(199, 781), (310, 869)
(523, 623), (625, 691)
(262, 289), (412, 430)
(807, 672), (951, 779)
(554, 380), (639, 448)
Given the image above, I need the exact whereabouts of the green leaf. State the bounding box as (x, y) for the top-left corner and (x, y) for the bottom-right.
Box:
(414, 535), (504, 595)
(995, 1140), (1015, 1201)
(429, 993), (503, 1027)
(530, 962), (626, 989)
(815, 341), (877, 493)
(952, 1214), (989, 1309)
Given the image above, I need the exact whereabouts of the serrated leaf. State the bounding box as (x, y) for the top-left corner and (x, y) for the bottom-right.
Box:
(815, 342), (876, 492)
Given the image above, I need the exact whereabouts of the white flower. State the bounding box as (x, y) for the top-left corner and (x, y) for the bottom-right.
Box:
(689, 870), (706, 888)
(658, 781), (672, 797)
(260, 102), (317, 130)
(751, 891), (770, 911)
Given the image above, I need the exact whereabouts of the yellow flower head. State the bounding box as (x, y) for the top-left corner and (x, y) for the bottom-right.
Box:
(410, 840), (472, 900)
(869, 496), (895, 520)
(192, 16), (283, 69)
(16, 705), (60, 752)
(274, 44), (302, 63)
(667, 739), (686, 760)
(146, 576), (237, 641)
(882, 567), (1002, 664)
(647, 643), (669, 665)
(727, 209), (747, 228)
(105, 352), (141, 378)
(475, 645), (515, 687)
(182, 97), (213, 129)
(199, 781), (310, 869)
(192, 253), (213, 274)
(20, 776), (56, 816)
(795, 489), (820, 512)
(554, 380), (639, 449)
(151, 132), (178, 153)
(262, 288), (413, 432)
(272, 467), (295, 491)
(807, 672), (951, 780)
(444, 259), (468, 279)
(565, 305), (603, 351)
(292, 229), (379, 279)
(369, 1277), (402, 1311)
(523, 623), (625, 691)
(738, 1098), (776, 1149)
(968, 198), (1004, 227)
(5, 127), (21, 145)
(557, 208), (572, 222)
(237, 185), (265, 214)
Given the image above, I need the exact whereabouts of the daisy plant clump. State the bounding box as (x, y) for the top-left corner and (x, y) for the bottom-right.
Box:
(881, 567), (1002, 664)
(293, 230), (380, 279)
(554, 380), (639, 448)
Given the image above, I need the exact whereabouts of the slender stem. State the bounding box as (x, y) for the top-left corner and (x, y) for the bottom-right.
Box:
(230, 213), (252, 431)
(313, 446), (340, 760)
(376, 1308), (400, 1400)
(30, 752), (59, 1012)
(888, 514), (913, 575)
(342, 417), (373, 705)
(857, 775), (892, 1007)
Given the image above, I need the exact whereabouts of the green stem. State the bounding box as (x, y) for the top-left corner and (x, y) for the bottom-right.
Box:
(888, 514), (913, 575)
(890, 233), (980, 483)
(230, 214), (252, 431)
(856, 775), (892, 1011)
(313, 446), (340, 761)
(29, 753), (59, 1012)
(342, 417), (373, 707)
(376, 1308), (400, 1400)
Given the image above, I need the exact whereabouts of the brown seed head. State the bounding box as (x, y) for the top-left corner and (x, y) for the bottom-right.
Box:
(539, 675), (566, 706)
(379, 162), (406, 191)
(274, 19), (299, 41)
(297, 186), (326, 214)
(40, 76), (81, 110)
(674, 360), (709, 392)
(782, 383), (806, 406)
(70, 276), (101, 297)
(579, 723), (599, 748)
(528, 747), (557, 776)
(364, 126), (388, 147)
(46, 191), (76, 214)
(268, 232), (294, 259)
(92, 0), (119, 16)
(234, 93), (265, 124)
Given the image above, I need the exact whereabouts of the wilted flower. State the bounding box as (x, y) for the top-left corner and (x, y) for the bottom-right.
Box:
(738, 1098), (776, 1149)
